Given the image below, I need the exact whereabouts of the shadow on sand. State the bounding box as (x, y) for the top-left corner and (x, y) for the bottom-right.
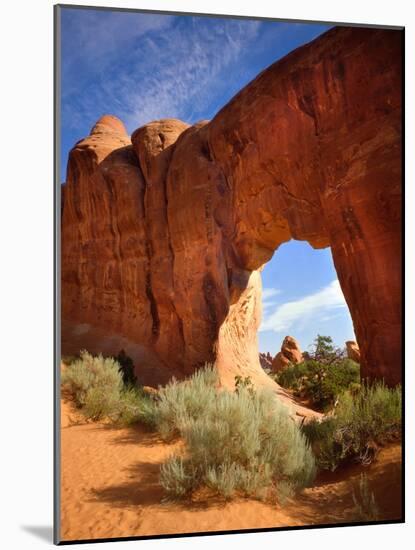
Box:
(89, 460), (164, 508)
(89, 458), (228, 513)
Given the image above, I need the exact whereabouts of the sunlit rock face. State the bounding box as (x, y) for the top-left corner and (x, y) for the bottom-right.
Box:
(346, 341), (361, 364)
(271, 337), (303, 373)
(61, 27), (402, 387)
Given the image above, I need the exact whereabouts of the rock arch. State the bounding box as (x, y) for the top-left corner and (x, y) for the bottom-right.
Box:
(61, 26), (402, 388)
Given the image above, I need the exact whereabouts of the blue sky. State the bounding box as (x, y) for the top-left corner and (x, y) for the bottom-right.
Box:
(60, 7), (355, 355)
(60, 8), (330, 181)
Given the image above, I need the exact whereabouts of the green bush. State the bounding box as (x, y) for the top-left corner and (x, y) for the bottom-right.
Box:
(303, 382), (402, 471)
(61, 350), (156, 424)
(275, 335), (360, 410)
(277, 358), (360, 410)
(159, 367), (316, 501)
(108, 385), (158, 427)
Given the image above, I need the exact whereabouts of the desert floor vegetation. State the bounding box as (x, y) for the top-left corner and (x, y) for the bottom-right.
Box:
(61, 349), (401, 511)
(302, 381), (401, 471)
(157, 367), (316, 502)
(61, 350), (155, 425)
(276, 335), (361, 410)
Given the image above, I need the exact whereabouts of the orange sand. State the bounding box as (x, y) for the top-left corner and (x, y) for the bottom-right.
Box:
(60, 397), (402, 542)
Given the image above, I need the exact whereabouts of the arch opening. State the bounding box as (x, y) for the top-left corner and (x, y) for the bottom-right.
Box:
(258, 240), (356, 362)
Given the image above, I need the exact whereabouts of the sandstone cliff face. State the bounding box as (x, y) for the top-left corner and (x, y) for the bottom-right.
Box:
(61, 115), (182, 383)
(272, 336), (303, 373)
(61, 27), (402, 387)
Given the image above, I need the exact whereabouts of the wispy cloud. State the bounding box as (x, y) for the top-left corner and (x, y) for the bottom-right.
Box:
(262, 287), (281, 311)
(61, 11), (261, 133)
(61, 10), (174, 85)
(116, 17), (261, 129)
(262, 288), (281, 300)
(260, 280), (348, 334)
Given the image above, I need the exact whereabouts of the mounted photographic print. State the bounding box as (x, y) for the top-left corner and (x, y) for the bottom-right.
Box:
(54, 4), (404, 544)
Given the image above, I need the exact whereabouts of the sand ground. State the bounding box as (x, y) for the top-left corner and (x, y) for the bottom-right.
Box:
(60, 397), (402, 542)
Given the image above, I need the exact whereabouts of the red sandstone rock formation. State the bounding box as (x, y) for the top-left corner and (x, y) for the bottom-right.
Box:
(61, 27), (402, 387)
(346, 340), (361, 363)
(272, 336), (303, 373)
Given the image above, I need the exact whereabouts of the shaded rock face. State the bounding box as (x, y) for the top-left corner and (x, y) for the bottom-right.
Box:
(61, 27), (402, 386)
(271, 336), (303, 373)
(346, 341), (361, 363)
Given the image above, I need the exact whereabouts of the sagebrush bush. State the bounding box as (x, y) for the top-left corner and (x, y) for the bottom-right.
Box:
(159, 456), (198, 497)
(159, 367), (316, 501)
(234, 375), (255, 397)
(277, 358), (360, 410)
(152, 365), (219, 440)
(61, 350), (156, 424)
(303, 382), (401, 470)
(61, 354), (79, 366)
(61, 351), (123, 415)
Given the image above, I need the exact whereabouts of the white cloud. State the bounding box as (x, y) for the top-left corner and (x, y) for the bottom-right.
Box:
(262, 287), (281, 311)
(260, 280), (347, 333)
(262, 288), (281, 300)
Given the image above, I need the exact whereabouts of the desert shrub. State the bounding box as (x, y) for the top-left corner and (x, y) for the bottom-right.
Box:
(352, 474), (381, 521)
(234, 375), (255, 397)
(276, 335), (360, 410)
(61, 350), (156, 424)
(108, 385), (158, 427)
(277, 358), (360, 410)
(152, 365), (219, 441)
(61, 354), (79, 366)
(159, 373), (316, 501)
(61, 351), (123, 409)
(159, 456), (198, 497)
(79, 384), (122, 421)
(303, 382), (401, 471)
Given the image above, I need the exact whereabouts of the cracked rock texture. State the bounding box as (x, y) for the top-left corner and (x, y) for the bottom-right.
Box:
(61, 27), (402, 387)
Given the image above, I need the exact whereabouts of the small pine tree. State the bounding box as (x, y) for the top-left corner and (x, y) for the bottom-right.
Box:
(311, 335), (344, 364)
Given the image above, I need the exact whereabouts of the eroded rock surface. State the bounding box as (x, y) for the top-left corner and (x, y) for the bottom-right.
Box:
(272, 336), (303, 373)
(62, 27), (402, 386)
